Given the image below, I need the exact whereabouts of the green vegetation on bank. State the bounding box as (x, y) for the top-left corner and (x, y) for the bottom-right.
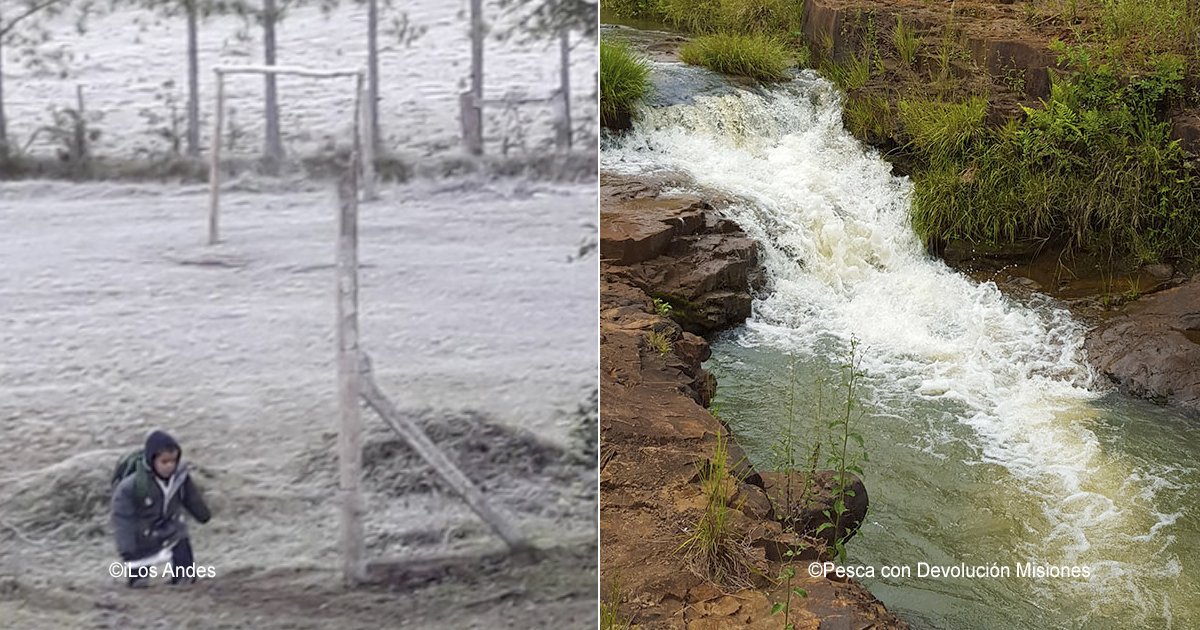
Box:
(904, 48), (1199, 262)
(600, 39), (652, 129)
(603, 0), (1200, 263)
(606, 0), (806, 82)
(679, 34), (795, 82)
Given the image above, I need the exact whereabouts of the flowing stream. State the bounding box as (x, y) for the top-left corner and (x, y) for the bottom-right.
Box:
(601, 58), (1200, 629)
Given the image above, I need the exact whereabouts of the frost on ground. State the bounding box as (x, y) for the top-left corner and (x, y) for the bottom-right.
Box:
(7, 0), (599, 161)
(0, 176), (598, 628)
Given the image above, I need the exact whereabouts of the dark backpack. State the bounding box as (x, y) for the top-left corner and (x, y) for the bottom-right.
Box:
(111, 450), (150, 502)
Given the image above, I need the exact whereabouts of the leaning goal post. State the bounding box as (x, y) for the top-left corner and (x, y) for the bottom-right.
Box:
(207, 64), (376, 245)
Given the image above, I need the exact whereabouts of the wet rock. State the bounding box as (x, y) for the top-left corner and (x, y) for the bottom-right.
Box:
(759, 471), (869, 547)
(1085, 276), (1200, 415)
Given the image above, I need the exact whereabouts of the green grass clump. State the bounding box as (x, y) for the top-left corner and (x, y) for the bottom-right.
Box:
(657, 0), (722, 34)
(676, 431), (759, 589)
(600, 39), (652, 129)
(822, 53), (872, 91)
(897, 95), (989, 161)
(679, 33), (794, 82)
(843, 93), (896, 141)
(645, 329), (672, 356)
(717, 0), (803, 34)
(892, 15), (922, 68)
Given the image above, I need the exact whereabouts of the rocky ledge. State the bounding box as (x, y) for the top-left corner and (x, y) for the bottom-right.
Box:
(599, 173), (908, 629)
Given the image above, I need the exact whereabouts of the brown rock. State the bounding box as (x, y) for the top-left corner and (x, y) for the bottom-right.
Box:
(733, 482), (774, 521)
(760, 471), (870, 547)
(1085, 277), (1200, 414)
(673, 332), (712, 371)
(600, 196), (708, 265)
(1170, 109), (1200, 154)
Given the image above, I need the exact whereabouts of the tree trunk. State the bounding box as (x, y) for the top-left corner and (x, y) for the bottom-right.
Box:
(0, 7), (8, 156)
(186, 0), (200, 157)
(466, 0), (483, 155)
(557, 31), (571, 152)
(262, 0), (283, 165)
(366, 0), (379, 153)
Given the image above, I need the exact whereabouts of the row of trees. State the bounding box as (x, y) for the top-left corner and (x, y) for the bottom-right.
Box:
(1, 0), (595, 162)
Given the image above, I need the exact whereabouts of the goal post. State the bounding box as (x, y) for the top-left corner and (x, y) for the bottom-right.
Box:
(207, 64), (376, 245)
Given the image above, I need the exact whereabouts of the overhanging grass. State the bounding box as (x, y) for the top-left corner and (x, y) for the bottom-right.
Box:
(636, 0), (802, 35)
(679, 33), (794, 82)
(600, 39), (652, 129)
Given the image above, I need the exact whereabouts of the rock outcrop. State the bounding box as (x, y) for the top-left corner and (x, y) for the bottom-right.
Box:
(600, 173), (908, 629)
(1085, 278), (1200, 415)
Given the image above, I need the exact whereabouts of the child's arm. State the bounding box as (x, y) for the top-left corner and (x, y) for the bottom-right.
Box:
(110, 479), (141, 560)
(182, 472), (212, 524)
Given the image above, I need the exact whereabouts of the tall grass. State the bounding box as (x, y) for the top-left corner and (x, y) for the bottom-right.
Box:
(657, 0), (722, 34)
(657, 0), (803, 34)
(1099, 0), (1193, 64)
(892, 15), (922, 69)
(601, 0), (662, 19)
(676, 430), (760, 589)
(897, 95), (988, 161)
(843, 93), (896, 141)
(679, 33), (795, 81)
(822, 53), (872, 91)
(600, 39), (652, 129)
(600, 577), (633, 630)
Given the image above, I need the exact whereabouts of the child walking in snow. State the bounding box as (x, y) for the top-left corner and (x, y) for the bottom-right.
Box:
(110, 430), (212, 587)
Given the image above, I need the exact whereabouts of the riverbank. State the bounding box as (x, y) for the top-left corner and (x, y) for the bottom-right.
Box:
(599, 173), (908, 629)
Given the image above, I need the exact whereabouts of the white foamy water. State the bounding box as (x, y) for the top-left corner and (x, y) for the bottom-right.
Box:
(602, 68), (1194, 626)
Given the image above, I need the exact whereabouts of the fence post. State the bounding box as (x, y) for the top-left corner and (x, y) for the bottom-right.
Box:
(208, 71), (224, 246)
(336, 160), (365, 586)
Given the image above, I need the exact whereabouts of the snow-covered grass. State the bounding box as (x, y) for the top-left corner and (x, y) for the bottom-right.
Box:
(5, 0), (598, 161)
(0, 176), (597, 588)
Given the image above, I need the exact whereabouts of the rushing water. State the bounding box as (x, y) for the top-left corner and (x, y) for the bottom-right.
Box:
(601, 65), (1200, 629)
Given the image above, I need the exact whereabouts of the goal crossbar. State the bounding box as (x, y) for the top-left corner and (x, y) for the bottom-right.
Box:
(214, 65), (364, 79)
(208, 64), (375, 246)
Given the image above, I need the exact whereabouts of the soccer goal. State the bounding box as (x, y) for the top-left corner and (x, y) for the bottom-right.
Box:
(207, 65), (376, 245)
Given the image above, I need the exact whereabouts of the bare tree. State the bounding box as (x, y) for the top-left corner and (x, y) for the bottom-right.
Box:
(0, 0), (78, 154)
(496, 0), (596, 40)
(138, 0), (244, 158)
(365, 3), (423, 153)
(260, 0), (281, 163)
(365, 0), (375, 152)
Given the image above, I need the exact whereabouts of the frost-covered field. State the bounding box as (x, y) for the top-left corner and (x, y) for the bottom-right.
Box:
(0, 177), (598, 628)
(6, 0), (598, 160)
